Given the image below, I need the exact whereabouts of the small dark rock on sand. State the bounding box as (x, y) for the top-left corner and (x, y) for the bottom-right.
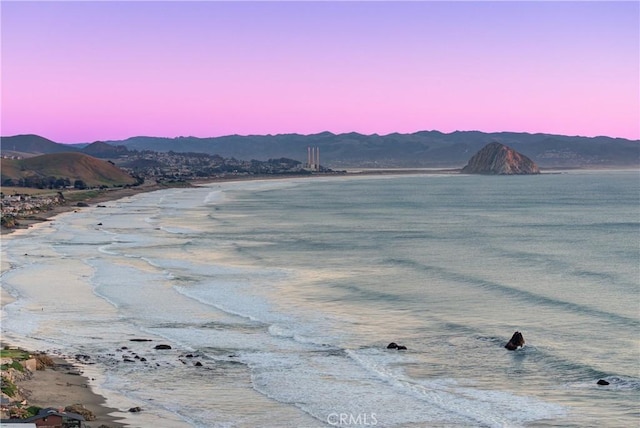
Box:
(128, 407), (142, 413)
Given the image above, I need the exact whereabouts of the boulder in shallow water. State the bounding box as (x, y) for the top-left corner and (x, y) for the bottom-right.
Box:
(505, 331), (525, 350)
(154, 344), (172, 350)
(597, 379), (610, 386)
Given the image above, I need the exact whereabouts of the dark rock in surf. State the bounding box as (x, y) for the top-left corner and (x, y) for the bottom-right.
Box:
(154, 344), (172, 350)
(128, 407), (142, 413)
(130, 338), (153, 342)
(505, 331), (525, 350)
(387, 342), (407, 350)
(462, 142), (540, 175)
(194, 361), (203, 367)
(597, 379), (610, 386)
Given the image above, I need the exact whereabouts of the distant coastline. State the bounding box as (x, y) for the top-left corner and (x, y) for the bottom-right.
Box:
(3, 166), (638, 236)
(0, 169), (443, 235)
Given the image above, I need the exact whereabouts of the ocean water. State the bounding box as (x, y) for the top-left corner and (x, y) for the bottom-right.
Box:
(1, 170), (639, 427)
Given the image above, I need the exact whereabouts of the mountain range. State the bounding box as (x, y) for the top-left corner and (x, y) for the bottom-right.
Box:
(2, 131), (638, 168)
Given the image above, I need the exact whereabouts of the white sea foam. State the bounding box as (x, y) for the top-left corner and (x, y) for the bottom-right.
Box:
(203, 189), (224, 204)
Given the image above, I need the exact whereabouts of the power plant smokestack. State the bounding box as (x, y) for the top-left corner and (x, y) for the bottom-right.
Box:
(307, 146), (320, 171)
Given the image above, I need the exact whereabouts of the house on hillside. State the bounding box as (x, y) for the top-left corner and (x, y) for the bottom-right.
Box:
(1, 408), (86, 428)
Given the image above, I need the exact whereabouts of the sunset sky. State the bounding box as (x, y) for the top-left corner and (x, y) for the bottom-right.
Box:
(2, 1), (638, 143)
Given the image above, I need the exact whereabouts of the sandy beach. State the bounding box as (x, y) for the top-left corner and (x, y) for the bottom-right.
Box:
(2, 350), (128, 427)
(0, 169), (460, 427)
(0, 180), (187, 426)
(0, 174), (320, 426)
(2, 286), (127, 426)
(1, 181), (179, 236)
(1, 170), (458, 236)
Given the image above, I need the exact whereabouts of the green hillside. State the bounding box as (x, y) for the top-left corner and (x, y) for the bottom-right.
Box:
(1, 152), (137, 188)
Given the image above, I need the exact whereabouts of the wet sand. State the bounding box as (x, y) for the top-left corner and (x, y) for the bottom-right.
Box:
(12, 353), (128, 427)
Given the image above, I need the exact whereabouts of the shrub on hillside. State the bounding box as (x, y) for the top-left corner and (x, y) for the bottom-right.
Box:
(1, 375), (17, 397)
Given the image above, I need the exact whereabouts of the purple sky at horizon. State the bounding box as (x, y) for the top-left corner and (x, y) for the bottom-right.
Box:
(2, 1), (638, 143)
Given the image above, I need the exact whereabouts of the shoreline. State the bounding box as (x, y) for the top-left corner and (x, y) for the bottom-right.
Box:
(0, 169), (460, 426)
(2, 166), (636, 236)
(0, 179), (193, 426)
(0, 171), (367, 427)
(1, 180), (186, 236)
(0, 345), (128, 427)
(1, 170), (461, 236)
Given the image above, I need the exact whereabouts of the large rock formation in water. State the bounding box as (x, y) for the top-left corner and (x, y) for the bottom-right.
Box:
(461, 142), (540, 175)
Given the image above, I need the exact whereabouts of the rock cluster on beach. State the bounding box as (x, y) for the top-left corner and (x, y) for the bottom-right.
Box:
(1, 342), (225, 426)
(461, 142), (540, 175)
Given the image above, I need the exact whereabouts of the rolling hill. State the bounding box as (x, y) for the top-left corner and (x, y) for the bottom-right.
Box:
(81, 141), (130, 158)
(0, 134), (80, 157)
(1, 152), (137, 187)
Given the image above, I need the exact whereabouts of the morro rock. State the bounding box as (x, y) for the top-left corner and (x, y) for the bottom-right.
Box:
(462, 142), (540, 175)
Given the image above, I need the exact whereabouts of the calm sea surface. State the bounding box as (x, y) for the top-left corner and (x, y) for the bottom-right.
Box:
(2, 170), (639, 427)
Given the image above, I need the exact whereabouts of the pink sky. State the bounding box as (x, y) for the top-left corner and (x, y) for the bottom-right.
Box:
(2, 1), (638, 143)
